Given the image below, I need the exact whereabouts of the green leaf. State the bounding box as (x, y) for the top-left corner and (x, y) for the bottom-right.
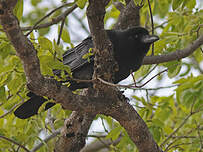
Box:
(181, 89), (195, 107)
(53, 39), (64, 60)
(39, 28), (50, 36)
(39, 55), (72, 76)
(7, 73), (25, 95)
(38, 99), (53, 114)
(31, 0), (42, 6)
(13, 0), (23, 20)
(60, 28), (71, 44)
(165, 61), (182, 78)
(0, 42), (14, 59)
(134, 65), (152, 80)
(38, 37), (53, 51)
(155, 107), (172, 122)
(76, 0), (87, 9)
(149, 126), (161, 142)
(0, 128), (7, 136)
(185, 0), (196, 9)
(0, 86), (6, 102)
(180, 63), (191, 77)
(106, 126), (122, 140)
(152, 119), (164, 128)
(172, 0), (183, 11)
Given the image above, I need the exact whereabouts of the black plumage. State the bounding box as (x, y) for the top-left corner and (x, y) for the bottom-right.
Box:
(14, 27), (159, 119)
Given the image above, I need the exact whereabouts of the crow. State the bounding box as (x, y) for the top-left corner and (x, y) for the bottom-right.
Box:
(14, 27), (159, 119)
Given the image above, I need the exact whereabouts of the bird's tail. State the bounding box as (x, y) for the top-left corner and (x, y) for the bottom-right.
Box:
(14, 81), (90, 119)
(14, 71), (91, 119)
(14, 92), (55, 119)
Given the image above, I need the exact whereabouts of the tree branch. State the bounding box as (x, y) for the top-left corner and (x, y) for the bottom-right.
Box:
(54, 112), (95, 152)
(81, 135), (121, 152)
(31, 129), (60, 152)
(21, 4), (77, 31)
(25, 2), (75, 36)
(143, 35), (203, 64)
(106, 99), (162, 152)
(0, 1), (162, 152)
(113, 0), (141, 30)
(2, 1), (202, 152)
(0, 135), (30, 152)
(87, 0), (117, 85)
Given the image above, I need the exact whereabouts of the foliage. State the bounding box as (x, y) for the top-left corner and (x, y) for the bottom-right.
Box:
(0, 0), (202, 151)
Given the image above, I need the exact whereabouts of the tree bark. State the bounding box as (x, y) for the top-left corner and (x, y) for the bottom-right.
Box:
(1, 0), (203, 152)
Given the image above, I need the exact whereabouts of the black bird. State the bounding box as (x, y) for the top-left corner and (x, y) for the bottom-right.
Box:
(14, 27), (159, 119)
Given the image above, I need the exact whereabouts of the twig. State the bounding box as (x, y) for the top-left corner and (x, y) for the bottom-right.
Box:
(25, 2), (74, 36)
(191, 55), (203, 74)
(195, 121), (203, 152)
(93, 137), (112, 151)
(151, 20), (169, 31)
(137, 64), (158, 84)
(166, 142), (198, 151)
(169, 135), (198, 139)
(0, 93), (24, 119)
(21, 4), (77, 32)
(196, 24), (203, 53)
(97, 68), (168, 89)
(87, 135), (106, 138)
(45, 109), (56, 132)
(133, 85), (178, 91)
(57, 18), (66, 45)
(162, 118), (187, 148)
(0, 135), (30, 152)
(161, 103), (201, 148)
(136, 68), (168, 88)
(147, 0), (155, 55)
(31, 129), (60, 152)
(131, 71), (137, 87)
(164, 138), (180, 152)
(81, 135), (121, 152)
(140, 0), (145, 5)
(101, 117), (109, 133)
(112, 1), (125, 12)
(146, 89), (149, 102)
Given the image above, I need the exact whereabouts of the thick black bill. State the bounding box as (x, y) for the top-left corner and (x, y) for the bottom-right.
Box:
(142, 35), (159, 44)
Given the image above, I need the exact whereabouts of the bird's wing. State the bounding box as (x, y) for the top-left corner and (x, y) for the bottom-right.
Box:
(63, 36), (94, 71)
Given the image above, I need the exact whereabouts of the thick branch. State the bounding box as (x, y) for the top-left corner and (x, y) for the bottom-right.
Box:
(0, 0), (117, 118)
(54, 112), (95, 152)
(87, 0), (117, 85)
(143, 35), (203, 64)
(113, 0), (141, 30)
(0, 1), (162, 152)
(2, 1), (202, 152)
(107, 100), (161, 152)
(86, 1), (161, 151)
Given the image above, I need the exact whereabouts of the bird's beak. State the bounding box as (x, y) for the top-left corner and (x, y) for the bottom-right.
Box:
(141, 35), (159, 44)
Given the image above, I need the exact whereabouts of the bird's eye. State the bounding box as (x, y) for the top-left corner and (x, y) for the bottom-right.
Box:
(134, 35), (138, 38)
(129, 34), (138, 40)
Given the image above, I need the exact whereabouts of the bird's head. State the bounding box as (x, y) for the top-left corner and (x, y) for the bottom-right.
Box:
(127, 27), (159, 43)
(126, 27), (159, 53)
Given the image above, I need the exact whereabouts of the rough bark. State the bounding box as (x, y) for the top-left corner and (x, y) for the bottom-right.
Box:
(114, 0), (141, 30)
(54, 112), (95, 152)
(1, 0), (202, 152)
